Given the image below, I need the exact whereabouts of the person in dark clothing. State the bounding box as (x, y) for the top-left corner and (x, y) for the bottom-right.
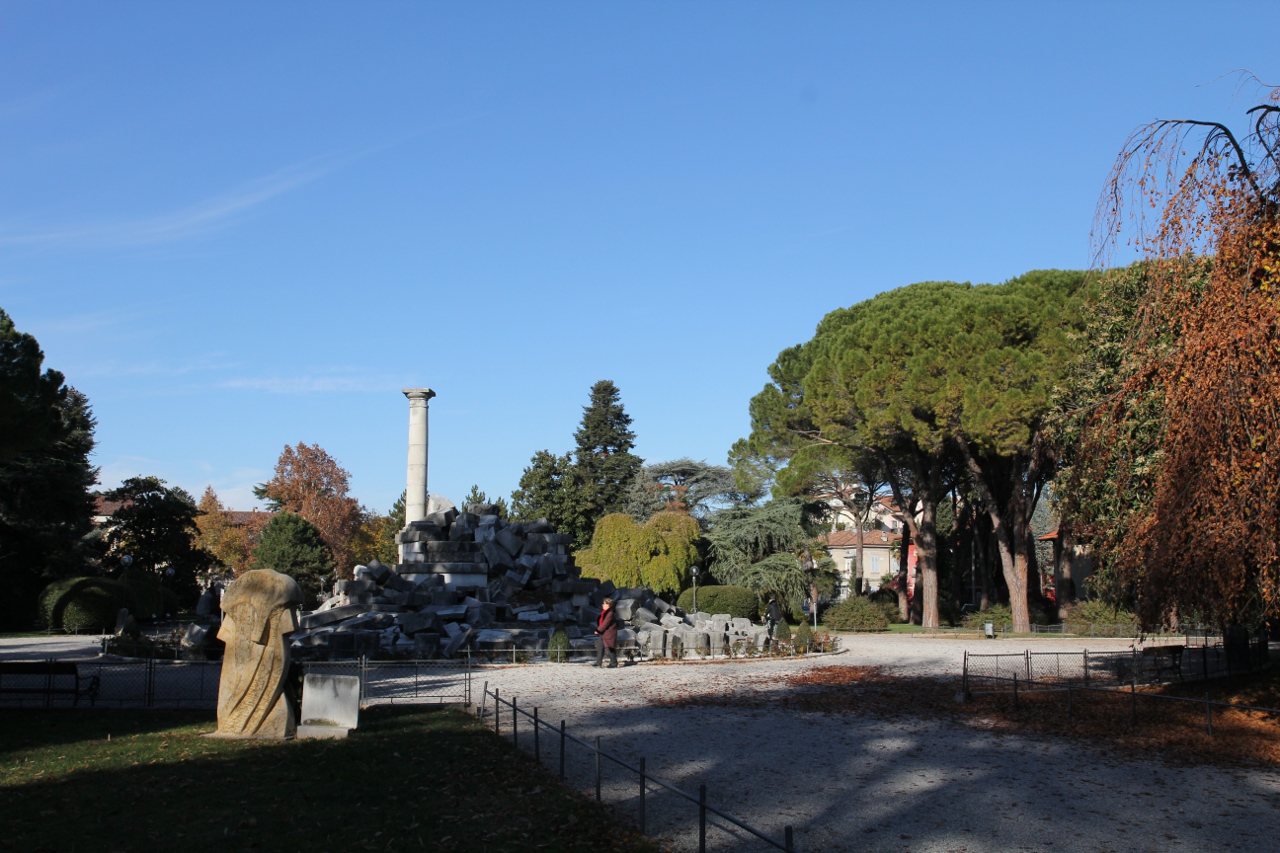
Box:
(593, 598), (619, 668)
(766, 598), (783, 639)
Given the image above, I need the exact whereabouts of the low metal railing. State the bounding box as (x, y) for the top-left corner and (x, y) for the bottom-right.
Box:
(478, 683), (798, 852)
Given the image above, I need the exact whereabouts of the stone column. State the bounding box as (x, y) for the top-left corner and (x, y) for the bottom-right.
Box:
(402, 388), (436, 528)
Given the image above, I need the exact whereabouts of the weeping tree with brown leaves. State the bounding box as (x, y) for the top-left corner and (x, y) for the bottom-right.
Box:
(1071, 83), (1280, 630)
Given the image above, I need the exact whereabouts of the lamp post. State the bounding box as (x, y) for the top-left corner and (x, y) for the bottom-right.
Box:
(691, 565), (700, 614)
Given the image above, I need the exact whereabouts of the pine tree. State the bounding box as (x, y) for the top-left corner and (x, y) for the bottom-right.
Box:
(571, 380), (643, 549)
(253, 512), (331, 605)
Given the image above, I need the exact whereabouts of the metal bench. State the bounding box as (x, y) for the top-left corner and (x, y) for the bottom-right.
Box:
(0, 661), (100, 706)
(1141, 645), (1184, 682)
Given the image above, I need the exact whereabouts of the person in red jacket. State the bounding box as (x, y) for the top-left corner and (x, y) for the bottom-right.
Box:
(593, 598), (618, 668)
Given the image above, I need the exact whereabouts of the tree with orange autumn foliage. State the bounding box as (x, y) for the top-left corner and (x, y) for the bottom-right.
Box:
(195, 486), (269, 575)
(1068, 82), (1280, 630)
(254, 443), (362, 579)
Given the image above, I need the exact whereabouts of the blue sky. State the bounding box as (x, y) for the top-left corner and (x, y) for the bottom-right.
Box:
(2, 2), (1275, 513)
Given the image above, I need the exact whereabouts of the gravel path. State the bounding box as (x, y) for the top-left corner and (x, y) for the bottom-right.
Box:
(477, 635), (1280, 853)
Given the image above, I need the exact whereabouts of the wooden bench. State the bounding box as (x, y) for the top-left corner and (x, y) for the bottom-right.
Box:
(0, 661), (100, 706)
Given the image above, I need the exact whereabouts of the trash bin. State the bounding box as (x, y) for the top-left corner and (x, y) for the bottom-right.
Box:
(984, 621), (995, 639)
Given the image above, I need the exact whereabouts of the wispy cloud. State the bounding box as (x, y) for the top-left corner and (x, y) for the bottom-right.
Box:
(0, 156), (336, 250)
(217, 372), (397, 395)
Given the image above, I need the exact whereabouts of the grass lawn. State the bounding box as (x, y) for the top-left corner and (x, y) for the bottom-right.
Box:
(0, 706), (658, 853)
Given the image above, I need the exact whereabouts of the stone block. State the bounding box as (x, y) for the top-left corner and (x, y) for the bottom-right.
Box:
(443, 626), (473, 657)
(495, 527), (524, 557)
(659, 613), (682, 629)
(483, 541), (512, 571)
(327, 633), (355, 657)
(633, 607), (658, 624)
(615, 599), (636, 620)
(517, 611), (550, 623)
(300, 673), (360, 731)
(301, 604), (364, 630)
(394, 611), (438, 635)
(732, 617), (753, 631)
(522, 538), (547, 555)
(436, 604), (468, 621)
(524, 518), (553, 535)
(365, 559), (393, 583)
(424, 508), (458, 529)
(442, 572), (489, 590)
(652, 597), (671, 614)
(383, 573), (415, 593)
(336, 580), (374, 594)
(353, 631), (381, 656)
(297, 724), (348, 739)
(413, 632), (440, 659)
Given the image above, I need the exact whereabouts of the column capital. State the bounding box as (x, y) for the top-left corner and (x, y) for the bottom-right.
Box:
(402, 388), (436, 403)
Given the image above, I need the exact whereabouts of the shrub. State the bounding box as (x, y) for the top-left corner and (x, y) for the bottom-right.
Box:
(868, 588), (906, 623)
(675, 585), (758, 621)
(39, 577), (127, 633)
(773, 619), (792, 643)
(794, 621), (815, 653)
(1063, 600), (1138, 635)
(962, 603), (1014, 630)
(813, 630), (840, 652)
(547, 624), (571, 663)
(824, 596), (891, 632)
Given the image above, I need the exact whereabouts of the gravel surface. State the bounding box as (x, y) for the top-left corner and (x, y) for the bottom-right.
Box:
(476, 635), (1280, 853)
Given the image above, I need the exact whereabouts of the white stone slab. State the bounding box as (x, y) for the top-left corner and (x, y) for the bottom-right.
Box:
(296, 724), (348, 739)
(300, 674), (360, 730)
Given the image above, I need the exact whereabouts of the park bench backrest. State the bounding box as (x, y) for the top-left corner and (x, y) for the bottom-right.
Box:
(0, 662), (82, 677)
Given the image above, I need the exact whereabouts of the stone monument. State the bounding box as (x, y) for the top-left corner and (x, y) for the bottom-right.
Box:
(400, 387), (435, 562)
(213, 569), (305, 739)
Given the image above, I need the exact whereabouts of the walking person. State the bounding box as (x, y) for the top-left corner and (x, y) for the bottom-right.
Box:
(765, 597), (783, 648)
(593, 597), (619, 668)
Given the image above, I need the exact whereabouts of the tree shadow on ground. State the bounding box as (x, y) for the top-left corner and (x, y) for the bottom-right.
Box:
(500, 665), (1280, 853)
(0, 706), (656, 853)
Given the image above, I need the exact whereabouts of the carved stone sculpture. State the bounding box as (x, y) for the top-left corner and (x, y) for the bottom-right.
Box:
(214, 569), (304, 738)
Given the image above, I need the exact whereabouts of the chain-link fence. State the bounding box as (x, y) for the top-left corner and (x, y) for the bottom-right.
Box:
(302, 659), (471, 706)
(0, 658), (222, 708)
(962, 633), (1269, 694)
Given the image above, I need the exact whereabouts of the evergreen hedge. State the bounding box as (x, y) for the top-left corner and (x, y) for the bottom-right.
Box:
(675, 585), (758, 620)
(794, 621), (815, 652)
(823, 596), (891, 632)
(547, 624), (571, 663)
(39, 578), (126, 633)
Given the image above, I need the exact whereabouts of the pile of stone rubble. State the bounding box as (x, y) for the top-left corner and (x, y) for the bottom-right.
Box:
(290, 500), (771, 660)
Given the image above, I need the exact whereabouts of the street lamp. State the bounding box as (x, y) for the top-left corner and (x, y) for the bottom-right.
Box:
(691, 565), (700, 614)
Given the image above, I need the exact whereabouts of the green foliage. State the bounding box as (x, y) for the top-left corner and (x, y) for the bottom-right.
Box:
(823, 596), (891, 632)
(626, 459), (736, 522)
(547, 624), (571, 663)
(1063, 600), (1138, 634)
(773, 619), (792, 643)
(513, 382), (644, 550)
(252, 512), (331, 605)
(962, 604), (1014, 629)
(511, 450), (578, 530)
(103, 476), (212, 606)
(0, 309), (99, 630)
(675, 585), (759, 620)
(577, 511), (698, 595)
(794, 620), (815, 652)
(704, 498), (834, 610)
(39, 577), (126, 633)
(120, 568), (173, 619)
(461, 485), (508, 519)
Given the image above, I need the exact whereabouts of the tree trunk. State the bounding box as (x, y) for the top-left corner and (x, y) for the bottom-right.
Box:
(878, 449), (942, 628)
(897, 524), (911, 622)
(958, 441), (1037, 633)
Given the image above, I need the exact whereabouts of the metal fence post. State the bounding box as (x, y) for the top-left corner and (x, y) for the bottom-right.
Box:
(494, 689), (500, 736)
(534, 707), (540, 761)
(785, 825), (794, 852)
(1083, 649), (1089, 686)
(699, 784), (707, 853)
(1012, 673), (1018, 709)
(1066, 684), (1072, 720)
(595, 736), (602, 801)
(512, 696), (518, 747)
(1130, 679), (1137, 726)
(479, 680), (488, 719)
(638, 756), (646, 834)
(962, 650), (968, 695)
(559, 720), (566, 780)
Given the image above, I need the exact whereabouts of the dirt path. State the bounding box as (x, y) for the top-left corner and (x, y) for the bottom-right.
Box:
(477, 636), (1280, 853)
